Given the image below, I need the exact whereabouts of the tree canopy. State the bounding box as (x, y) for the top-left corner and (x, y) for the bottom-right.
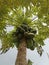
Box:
(0, 0), (49, 54)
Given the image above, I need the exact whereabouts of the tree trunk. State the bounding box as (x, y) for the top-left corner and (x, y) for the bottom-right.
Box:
(15, 38), (27, 65)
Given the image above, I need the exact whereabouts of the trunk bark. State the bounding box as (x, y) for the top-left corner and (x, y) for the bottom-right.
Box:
(15, 38), (27, 65)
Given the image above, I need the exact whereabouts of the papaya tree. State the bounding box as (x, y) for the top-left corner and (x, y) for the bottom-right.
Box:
(0, 0), (49, 65)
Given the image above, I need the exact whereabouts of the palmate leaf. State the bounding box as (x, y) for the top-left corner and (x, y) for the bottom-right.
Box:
(0, 0), (49, 54)
(0, 0), (38, 7)
(28, 59), (33, 65)
(42, 14), (49, 26)
(0, 0), (49, 12)
(38, 26), (49, 38)
(34, 26), (49, 46)
(35, 35), (45, 46)
(0, 32), (14, 54)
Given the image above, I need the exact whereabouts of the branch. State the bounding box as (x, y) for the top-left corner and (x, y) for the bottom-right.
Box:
(24, 32), (34, 36)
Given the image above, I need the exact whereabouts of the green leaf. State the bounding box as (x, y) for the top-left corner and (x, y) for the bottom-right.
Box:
(0, 0), (49, 53)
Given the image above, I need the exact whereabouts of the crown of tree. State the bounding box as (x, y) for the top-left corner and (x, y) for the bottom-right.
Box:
(0, 0), (49, 56)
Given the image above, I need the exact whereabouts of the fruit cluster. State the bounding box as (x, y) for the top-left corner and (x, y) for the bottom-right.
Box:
(12, 22), (37, 50)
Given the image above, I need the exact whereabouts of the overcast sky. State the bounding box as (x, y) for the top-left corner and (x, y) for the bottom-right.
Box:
(0, 38), (49, 65)
(0, 27), (49, 65)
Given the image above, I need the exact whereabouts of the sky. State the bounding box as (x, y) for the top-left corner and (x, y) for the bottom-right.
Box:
(0, 27), (49, 65)
(0, 38), (49, 65)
